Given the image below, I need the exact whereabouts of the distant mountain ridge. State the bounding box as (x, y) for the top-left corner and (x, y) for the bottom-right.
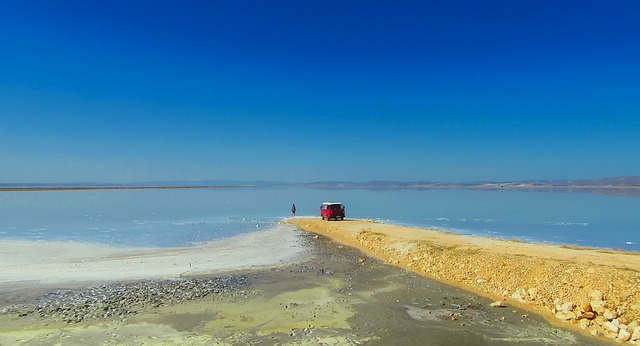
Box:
(306, 176), (640, 188)
(1, 176), (639, 195)
(0, 180), (291, 188)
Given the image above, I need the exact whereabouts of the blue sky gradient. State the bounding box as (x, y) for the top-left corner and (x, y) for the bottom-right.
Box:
(1, 1), (638, 183)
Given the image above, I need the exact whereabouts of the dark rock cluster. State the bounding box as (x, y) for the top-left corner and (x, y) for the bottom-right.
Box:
(1, 276), (249, 323)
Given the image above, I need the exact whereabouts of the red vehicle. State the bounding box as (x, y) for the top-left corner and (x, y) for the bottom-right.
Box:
(320, 202), (345, 221)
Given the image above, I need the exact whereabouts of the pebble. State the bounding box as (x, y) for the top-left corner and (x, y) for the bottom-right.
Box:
(604, 309), (619, 321)
(1, 276), (249, 323)
(619, 329), (632, 342)
(604, 321), (620, 334)
(555, 310), (576, 321)
(590, 290), (604, 301)
(490, 300), (506, 308)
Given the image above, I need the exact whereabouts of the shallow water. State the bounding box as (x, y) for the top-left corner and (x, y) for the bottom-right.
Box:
(0, 187), (638, 249)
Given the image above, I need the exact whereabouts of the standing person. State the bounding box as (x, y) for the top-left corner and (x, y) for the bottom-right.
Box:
(291, 203), (296, 217)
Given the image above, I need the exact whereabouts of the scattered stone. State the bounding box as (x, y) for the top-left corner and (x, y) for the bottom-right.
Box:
(603, 309), (618, 321)
(3, 276), (249, 323)
(604, 320), (620, 334)
(555, 310), (576, 321)
(510, 288), (527, 302)
(591, 300), (606, 314)
(632, 326), (640, 341)
(490, 301), (506, 308)
(589, 290), (604, 301)
(556, 302), (575, 312)
(580, 300), (592, 313)
(618, 328), (632, 342)
(527, 288), (537, 301)
(582, 311), (596, 320)
(579, 319), (590, 329)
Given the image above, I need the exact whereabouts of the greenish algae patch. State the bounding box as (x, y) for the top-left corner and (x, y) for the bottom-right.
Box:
(199, 281), (356, 336)
(0, 319), (220, 345)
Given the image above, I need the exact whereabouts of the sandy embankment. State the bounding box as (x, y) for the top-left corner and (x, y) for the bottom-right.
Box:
(287, 217), (640, 343)
(0, 223), (307, 287)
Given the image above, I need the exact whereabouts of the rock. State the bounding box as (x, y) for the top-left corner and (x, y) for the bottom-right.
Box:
(3, 276), (250, 324)
(511, 288), (527, 302)
(580, 300), (592, 313)
(629, 321), (639, 329)
(618, 328), (632, 342)
(590, 290), (604, 301)
(591, 328), (600, 337)
(490, 301), (506, 308)
(582, 311), (596, 320)
(579, 319), (590, 329)
(557, 302), (575, 312)
(527, 288), (537, 301)
(604, 321), (620, 334)
(555, 310), (576, 321)
(603, 309), (618, 321)
(632, 326), (640, 341)
(591, 300), (606, 314)
(619, 315), (630, 325)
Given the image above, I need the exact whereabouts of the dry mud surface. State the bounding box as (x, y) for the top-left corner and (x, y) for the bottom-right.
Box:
(0, 228), (604, 345)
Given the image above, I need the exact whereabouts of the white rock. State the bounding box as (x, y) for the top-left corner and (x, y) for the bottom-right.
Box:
(559, 302), (575, 312)
(591, 300), (607, 314)
(604, 321), (620, 334)
(511, 288), (527, 302)
(555, 310), (576, 321)
(632, 326), (640, 341)
(590, 290), (604, 301)
(619, 329), (632, 342)
(527, 287), (537, 300)
(604, 309), (619, 321)
(580, 319), (591, 329)
(490, 301), (506, 308)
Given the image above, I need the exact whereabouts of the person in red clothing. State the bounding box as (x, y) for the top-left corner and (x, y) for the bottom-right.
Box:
(291, 203), (297, 217)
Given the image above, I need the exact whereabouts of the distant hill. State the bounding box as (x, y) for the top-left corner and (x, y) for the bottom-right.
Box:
(2, 177), (639, 195)
(306, 176), (640, 188)
(303, 177), (640, 196)
(522, 176), (640, 187)
(0, 180), (292, 188)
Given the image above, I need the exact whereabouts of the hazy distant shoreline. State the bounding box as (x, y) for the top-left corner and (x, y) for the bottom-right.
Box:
(0, 185), (252, 192)
(1, 176), (639, 196)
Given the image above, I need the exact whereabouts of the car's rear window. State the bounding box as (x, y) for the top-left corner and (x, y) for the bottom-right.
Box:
(329, 204), (342, 210)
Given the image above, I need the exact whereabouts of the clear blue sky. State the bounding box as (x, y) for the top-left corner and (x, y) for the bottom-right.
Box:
(1, 1), (638, 183)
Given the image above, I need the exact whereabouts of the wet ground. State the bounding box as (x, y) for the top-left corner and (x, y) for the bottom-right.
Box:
(0, 230), (606, 345)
